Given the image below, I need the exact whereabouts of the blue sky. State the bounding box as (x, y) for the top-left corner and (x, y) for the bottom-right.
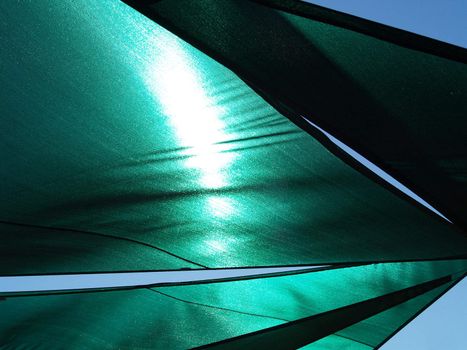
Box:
(304, 1), (466, 348)
(304, 0), (467, 48)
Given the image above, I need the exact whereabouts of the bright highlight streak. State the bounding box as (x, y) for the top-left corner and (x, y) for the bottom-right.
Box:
(302, 116), (451, 222)
(0, 266), (328, 294)
(145, 36), (234, 189)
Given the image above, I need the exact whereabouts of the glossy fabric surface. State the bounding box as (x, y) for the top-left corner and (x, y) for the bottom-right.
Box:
(1, 261), (464, 349)
(1, 0), (466, 275)
(134, 0), (467, 229)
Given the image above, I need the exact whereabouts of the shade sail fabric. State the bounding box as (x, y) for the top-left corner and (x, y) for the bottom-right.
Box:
(336, 284), (454, 348)
(1, 0), (466, 349)
(1, 0), (466, 276)
(301, 335), (372, 350)
(125, 0), (467, 230)
(152, 260), (467, 324)
(195, 277), (452, 349)
(0, 222), (199, 275)
(1, 288), (279, 350)
(300, 282), (454, 349)
(1, 260), (464, 349)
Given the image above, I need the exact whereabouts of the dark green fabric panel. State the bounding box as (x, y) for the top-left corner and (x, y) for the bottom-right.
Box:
(252, 0), (467, 63)
(134, 0), (467, 229)
(0, 288), (281, 350)
(1, 0), (466, 274)
(1, 261), (463, 349)
(337, 283), (454, 347)
(301, 282), (454, 349)
(0, 222), (200, 275)
(195, 276), (451, 349)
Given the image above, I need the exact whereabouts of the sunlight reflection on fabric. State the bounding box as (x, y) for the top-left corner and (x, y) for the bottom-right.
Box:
(205, 239), (228, 253)
(199, 231), (246, 260)
(143, 35), (239, 256)
(144, 36), (235, 190)
(206, 197), (235, 218)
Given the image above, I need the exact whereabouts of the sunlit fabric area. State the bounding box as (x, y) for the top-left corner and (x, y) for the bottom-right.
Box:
(0, 0), (466, 349)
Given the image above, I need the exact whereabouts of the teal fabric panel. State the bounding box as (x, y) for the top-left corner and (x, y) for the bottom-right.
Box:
(1, 0), (466, 275)
(300, 335), (372, 350)
(337, 283), (454, 347)
(1, 261), (464, 349)
(0, 288), (281, 350)
(195, 277), (451, 349)
(301, 282), (455, 349)
(137, 0), (467, 229)
(1, 1), (466, 348)
(155, 260), (466, 323)
(0, 222), (198, 275)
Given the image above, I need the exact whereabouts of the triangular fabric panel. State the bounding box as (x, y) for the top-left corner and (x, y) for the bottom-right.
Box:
(299, 281), (457, 349)
(300, 335), (372, 350)
(124, 0), (467, 230)
(195, 276), (451, 349)
(1, 261), (465, 348)
(1, 0), (467, 276)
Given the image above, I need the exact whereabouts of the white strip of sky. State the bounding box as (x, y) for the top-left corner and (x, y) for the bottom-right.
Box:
(0, 265), (328, 293)
(302, 117), (451, 222)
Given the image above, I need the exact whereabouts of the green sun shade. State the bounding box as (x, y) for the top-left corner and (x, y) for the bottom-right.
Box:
(125, 0), (467, 230)
(1, 260), (465, 349)
(2, 0), (466, 348)
(334, 283), (456, 348)
(195, 278), (451, 349)
(300, 281), (455, 349)
(300, 335), (372, 350)
(1, 0), (466, 276)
